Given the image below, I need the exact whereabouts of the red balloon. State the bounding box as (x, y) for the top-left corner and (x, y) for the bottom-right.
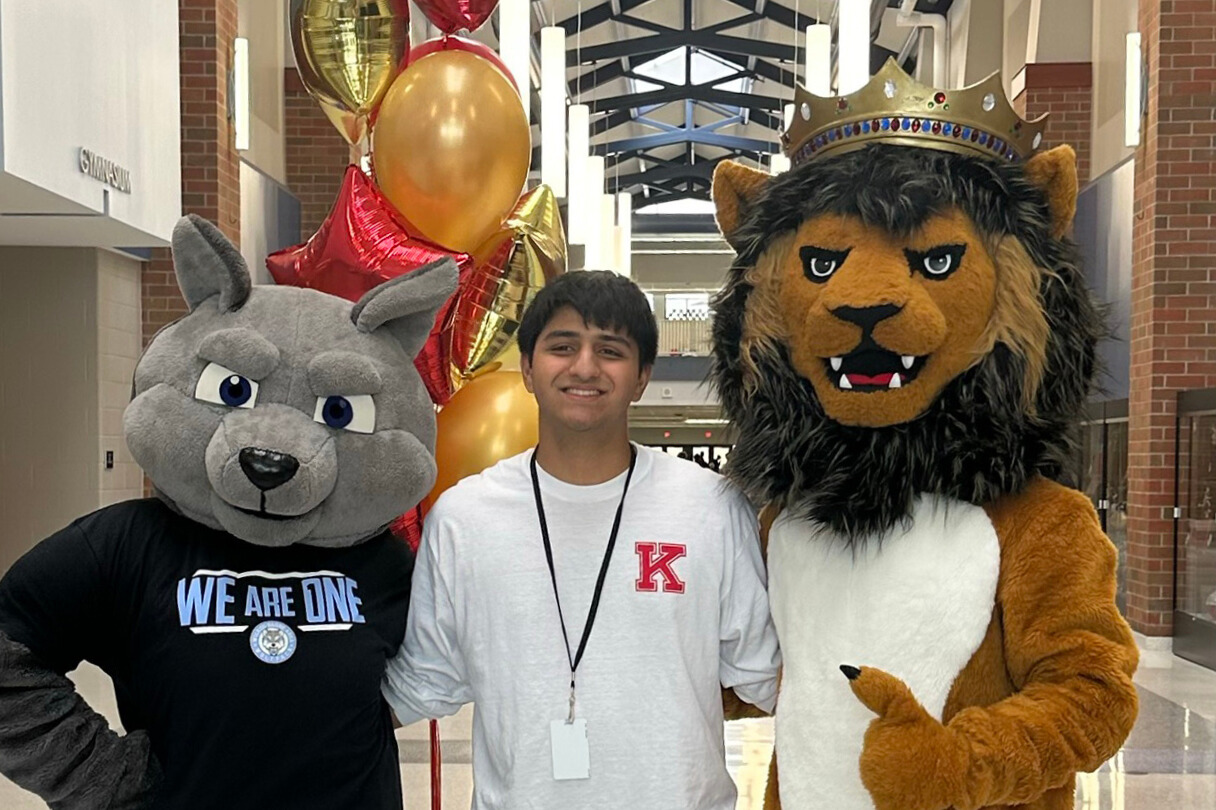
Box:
(408, 35), (517, 92)
(390, 505), (424, 553)
(412, 0), (498, 35)
(266, 165), (474, 404)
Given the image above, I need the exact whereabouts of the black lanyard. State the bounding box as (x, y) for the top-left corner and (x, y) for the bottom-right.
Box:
(530, 445), (638, 721)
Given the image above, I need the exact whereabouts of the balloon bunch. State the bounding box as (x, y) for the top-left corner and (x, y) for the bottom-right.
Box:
(274, 0), (569, 549)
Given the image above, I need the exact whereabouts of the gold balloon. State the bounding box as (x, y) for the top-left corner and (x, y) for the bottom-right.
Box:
(494, 341), (522, 372)
(291, 0), (409, 146)
(319, 103), (368, 151)
(445, 184), (568, 389)
(425, 370), (538, 510)
(372, 50), (531, 253)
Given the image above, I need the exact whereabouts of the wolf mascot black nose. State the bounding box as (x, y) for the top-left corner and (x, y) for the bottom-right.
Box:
(239, 448), (300, 491)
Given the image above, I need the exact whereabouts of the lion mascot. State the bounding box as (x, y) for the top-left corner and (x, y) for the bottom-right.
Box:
(711, 60), (1138, 810)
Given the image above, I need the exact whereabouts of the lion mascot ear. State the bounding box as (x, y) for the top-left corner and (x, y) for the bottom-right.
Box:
(712, 160), (771, 249)
(1023, 145), (1078, 239)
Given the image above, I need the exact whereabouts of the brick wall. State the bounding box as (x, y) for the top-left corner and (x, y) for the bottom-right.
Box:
(143, 0), (241, 349)
(1126, 0), (1216, 635)
(285, 69), (354, 241)
(1012, 62), (1093, 183)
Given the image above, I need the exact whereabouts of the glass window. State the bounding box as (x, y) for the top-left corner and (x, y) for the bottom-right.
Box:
(664, 293), (710, 321)
(1183, 415), (1216, 625)
(1106, 421), (1128, 616)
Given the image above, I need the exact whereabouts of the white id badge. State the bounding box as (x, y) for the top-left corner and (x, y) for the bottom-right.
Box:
(550, 719), (591, 780)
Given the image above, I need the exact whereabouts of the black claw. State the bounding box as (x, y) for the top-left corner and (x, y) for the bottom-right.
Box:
(840, 665), (861, 681)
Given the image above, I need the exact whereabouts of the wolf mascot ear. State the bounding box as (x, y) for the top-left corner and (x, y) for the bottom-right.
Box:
(172, 214), (252, 313)
(351, 259), (458, 360)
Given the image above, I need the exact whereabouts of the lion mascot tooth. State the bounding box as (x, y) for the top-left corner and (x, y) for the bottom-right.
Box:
(712, 60), (1137, 810)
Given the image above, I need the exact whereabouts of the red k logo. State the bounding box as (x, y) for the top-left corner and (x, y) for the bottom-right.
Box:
(635, 542), (687, 593)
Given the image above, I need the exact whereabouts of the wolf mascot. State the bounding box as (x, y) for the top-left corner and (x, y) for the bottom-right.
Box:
(0, 215), (455, 809)
(712, 61), (1138, 810)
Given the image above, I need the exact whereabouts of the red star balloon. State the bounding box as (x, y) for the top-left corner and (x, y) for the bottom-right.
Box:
(390, 506), (424, 553)
(267, 164), (473, 403)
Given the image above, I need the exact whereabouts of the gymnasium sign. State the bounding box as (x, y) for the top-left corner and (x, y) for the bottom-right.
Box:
(79, 148), (132, 194)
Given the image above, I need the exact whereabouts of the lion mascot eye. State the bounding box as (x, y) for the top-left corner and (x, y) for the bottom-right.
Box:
(800, 246), (851, 282)
(905, 245), (966, 279)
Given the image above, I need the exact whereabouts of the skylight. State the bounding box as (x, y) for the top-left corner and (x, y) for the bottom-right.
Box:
(632, 47), (748, 96)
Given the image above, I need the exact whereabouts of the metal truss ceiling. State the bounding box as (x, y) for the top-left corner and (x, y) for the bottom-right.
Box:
(532, 0), (944, 206)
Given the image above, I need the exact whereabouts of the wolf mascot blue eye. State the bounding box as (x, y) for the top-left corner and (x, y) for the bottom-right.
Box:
(313, 394), (376, 433)
(320, 395), (353, 428)
(220, 375), (253, 406)
(0, 214), (457, 809)
(195, 362), (259, 409)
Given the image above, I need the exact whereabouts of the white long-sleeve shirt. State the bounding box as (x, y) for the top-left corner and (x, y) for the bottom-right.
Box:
(383, 445), (780, 810)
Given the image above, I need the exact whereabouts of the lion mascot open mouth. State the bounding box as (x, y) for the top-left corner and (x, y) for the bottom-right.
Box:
(711, 60), (1138, 810)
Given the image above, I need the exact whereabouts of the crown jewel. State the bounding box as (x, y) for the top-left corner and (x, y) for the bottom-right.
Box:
(781, 58), (1048, 167)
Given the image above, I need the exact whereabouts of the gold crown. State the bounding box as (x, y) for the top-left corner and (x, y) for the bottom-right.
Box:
(781, 58), (1048, 166)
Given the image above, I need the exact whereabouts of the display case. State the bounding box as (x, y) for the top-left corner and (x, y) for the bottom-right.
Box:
(1176, 389), (1216, 670)
(1077, 400), (1129, 616)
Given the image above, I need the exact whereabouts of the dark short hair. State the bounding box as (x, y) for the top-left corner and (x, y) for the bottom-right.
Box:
(518, 271), (658, 369)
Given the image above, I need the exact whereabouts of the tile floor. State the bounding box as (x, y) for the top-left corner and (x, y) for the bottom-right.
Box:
(2, 636), (1214, 809)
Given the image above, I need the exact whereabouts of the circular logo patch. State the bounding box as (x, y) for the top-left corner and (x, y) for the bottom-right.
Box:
(250, 620), (297, 664)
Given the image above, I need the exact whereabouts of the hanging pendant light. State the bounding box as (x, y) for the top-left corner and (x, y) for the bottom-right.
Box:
(600, 194), (617, 271)
(540, 26), (567, 196)
(583, 155), (606, 265)
(567, 104), (591, 244)
(499, 0), (531, 122)
(805, 23), (831, 96)
(616, 191), (632, 277)
(837, 0), (870, 94)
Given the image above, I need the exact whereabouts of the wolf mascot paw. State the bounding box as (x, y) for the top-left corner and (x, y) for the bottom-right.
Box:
(0, 215), (456, 809)
(711, 61), (1137, 810)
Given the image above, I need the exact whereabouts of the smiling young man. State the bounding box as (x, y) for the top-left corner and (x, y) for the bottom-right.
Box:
(382, 270), (779, 809)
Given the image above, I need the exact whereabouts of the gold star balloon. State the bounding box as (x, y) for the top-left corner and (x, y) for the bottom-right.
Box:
(444, 184), (568, 389)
